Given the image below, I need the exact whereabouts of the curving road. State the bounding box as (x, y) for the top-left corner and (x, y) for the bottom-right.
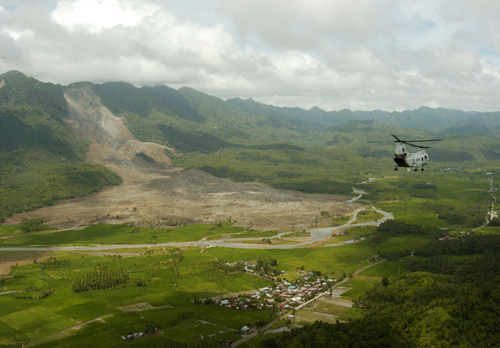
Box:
(0, 190), (392, 252)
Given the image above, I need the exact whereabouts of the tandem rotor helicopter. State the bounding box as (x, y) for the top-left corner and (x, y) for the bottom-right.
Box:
(372, 134), (442, 171)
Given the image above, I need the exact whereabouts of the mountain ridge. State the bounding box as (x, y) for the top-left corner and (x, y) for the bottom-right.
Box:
(2, 70), (500, 223)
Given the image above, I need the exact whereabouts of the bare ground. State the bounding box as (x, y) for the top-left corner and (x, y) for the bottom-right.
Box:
(3, 86), (361, 231)
(295, 287), (353, 323)
(0, 251), (54, 279)
(5, 165), (358, 231)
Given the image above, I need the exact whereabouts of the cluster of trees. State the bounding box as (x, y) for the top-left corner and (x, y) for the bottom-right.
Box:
(394, 181), (439, 199)
(15, 288), (53, 300)
(376, 220), (424, 236)
(407, 254), (500, 282)
(377, 249), (413, 261)
(256, 259), (279, 276)
(209, 260), (245, 275)
(41, 257), (71, 270)
(436, 204), (487, 227)
(370, 220), (442, 244)
(489, 218), (500, 226)
(20, 218), (49, 233)
(413, 234), (500, 257)
(407, 234), (500, 282)
(124, 321), (161, 340)
(261, 317), (406, 347)
(168, 248), (184, 263)
(72, 267), (129, 292)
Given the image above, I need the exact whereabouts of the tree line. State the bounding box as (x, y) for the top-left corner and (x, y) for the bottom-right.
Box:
(370, 220), (443, 244)
(72, 267), (129, 292)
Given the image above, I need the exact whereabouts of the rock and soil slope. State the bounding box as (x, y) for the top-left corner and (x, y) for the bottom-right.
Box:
(5, 86), (359, 230)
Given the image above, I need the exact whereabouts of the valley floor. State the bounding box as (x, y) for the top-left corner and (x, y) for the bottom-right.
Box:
(4, 166), (358, 231)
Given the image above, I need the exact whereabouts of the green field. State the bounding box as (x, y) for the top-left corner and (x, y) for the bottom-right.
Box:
(0, 248), (275, 347)
(0, 221), (245, 247)
(1, 170), (498, 347)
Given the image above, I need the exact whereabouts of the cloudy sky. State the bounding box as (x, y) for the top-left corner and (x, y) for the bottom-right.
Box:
(1, 0), (499, 111)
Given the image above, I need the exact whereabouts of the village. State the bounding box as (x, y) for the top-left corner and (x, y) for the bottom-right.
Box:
(197, 261), (343, 315)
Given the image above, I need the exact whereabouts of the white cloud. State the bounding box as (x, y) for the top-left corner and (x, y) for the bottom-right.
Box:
(0, 0), (498, 112)
(51, 0), (159, 33)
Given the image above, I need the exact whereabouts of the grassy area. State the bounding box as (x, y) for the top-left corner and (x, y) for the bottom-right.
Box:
(327, 226), (375, 243)
(360, 260), (408, 278)
(208, 229), (278, 241)
(367, 171), (492, 229)
(0, 248), (275, 347)
(475, 225), (500, 235)
(353, 210), (384, 223)
(0, 222), (245, 247)
(0, 224), (23, 237)
(281, 231), (311, 238)
(327, 214), (351, 226)
(340, 277), (380, 300)
(235, 239), (295, 245)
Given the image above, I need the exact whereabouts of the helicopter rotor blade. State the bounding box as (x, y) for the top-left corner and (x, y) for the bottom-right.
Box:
(390, 134), (402, 142)
(399, 139), (442, 143)
(403, 142), (430, 149)
(371, 135), (441, 148)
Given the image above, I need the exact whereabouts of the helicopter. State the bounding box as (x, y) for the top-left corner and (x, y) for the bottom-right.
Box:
(372, 134), (442, 171)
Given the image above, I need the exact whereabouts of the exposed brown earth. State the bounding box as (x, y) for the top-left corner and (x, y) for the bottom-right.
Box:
(0, 251), (53, 279)
(4, 86), (360, 231)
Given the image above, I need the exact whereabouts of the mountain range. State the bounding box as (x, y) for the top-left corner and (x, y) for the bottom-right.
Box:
(1, 70), (500, 222)
(226, 97), (500, 136)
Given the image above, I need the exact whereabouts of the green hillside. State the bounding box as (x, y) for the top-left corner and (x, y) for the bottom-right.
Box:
(88, 82), (310, 149)
(1, 71), (500, 221)
(228, 98), (500, 136)
(84, 78), (500, 194)
(0, 71), (121, 222)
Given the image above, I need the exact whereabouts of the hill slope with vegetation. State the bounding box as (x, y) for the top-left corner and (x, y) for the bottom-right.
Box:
(2, 71), (500, 222)
(0, 71), (121, 222)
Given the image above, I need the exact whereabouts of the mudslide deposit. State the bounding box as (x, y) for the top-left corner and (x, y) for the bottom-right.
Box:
(6, 86), (359, 230)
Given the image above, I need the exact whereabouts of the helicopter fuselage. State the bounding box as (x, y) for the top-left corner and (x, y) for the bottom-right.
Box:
(370, 134), (440, 171)
(394, 143), (430, 170)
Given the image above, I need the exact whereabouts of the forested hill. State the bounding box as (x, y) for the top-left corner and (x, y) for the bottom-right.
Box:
(63, 73), (500, 185)
(0, 71), (121, 222)
(227, 97), (500, 136)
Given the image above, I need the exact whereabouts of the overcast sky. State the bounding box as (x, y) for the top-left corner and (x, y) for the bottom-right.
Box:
(1, 0), (499, 111)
